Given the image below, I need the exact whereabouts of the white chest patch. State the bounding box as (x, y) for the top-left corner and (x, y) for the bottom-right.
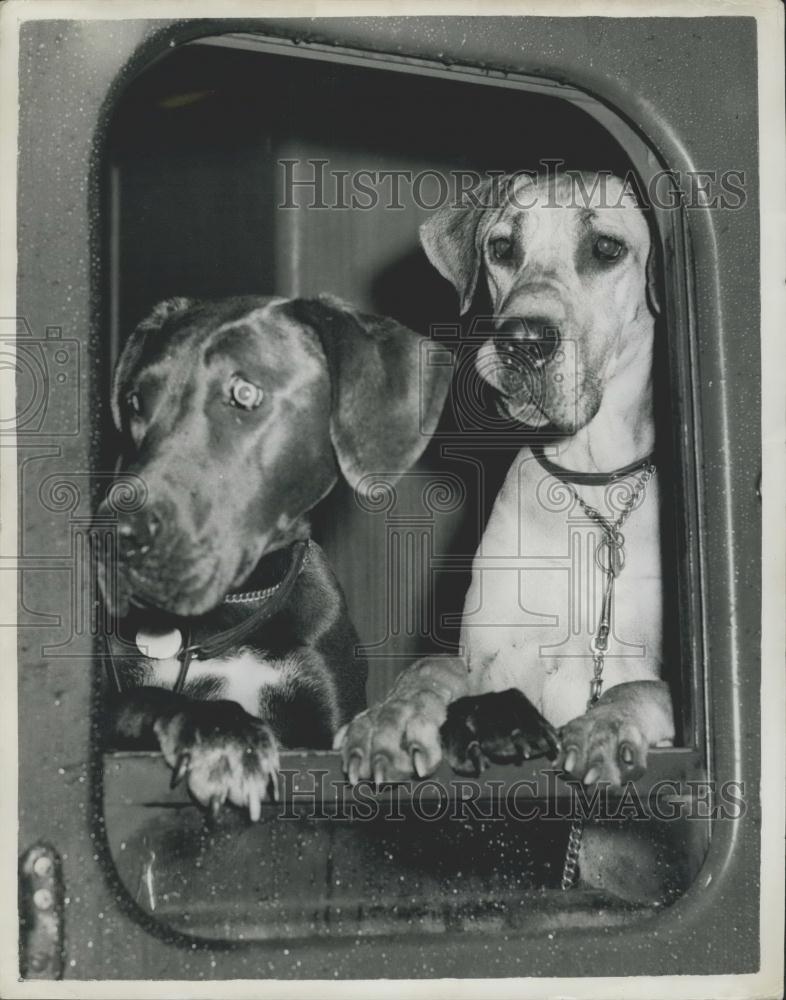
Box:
(145, 648), (289, 718)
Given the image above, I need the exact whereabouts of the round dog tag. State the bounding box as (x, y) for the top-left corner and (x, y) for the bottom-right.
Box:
(135, 626), (183, 660)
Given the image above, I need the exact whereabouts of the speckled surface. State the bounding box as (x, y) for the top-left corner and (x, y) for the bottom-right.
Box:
(16, 15), (760, 980)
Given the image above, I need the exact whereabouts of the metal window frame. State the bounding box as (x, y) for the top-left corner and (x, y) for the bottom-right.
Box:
(13, 14), (762, 980)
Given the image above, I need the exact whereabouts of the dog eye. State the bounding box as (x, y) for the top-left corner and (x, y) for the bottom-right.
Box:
(126, 391), (142, 418)
(229, 375), (264, 410)
(593, 236), (624, 261)
(489, 236), (514, 262)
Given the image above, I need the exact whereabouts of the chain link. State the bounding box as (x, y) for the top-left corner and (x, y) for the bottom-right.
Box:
(559, 462), (655, 890)
(223, 583), (282, 605)
(560, 818), (585, 890)
(223, 545), (311, 604)
(570, 463), (654, 538)
(564, 462), (654, 707)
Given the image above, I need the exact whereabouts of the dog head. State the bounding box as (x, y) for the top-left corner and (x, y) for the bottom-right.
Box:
(420, 172), (659, 431)
(97, 295), (451, 617)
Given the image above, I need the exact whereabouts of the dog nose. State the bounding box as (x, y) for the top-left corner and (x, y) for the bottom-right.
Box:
(115, 507), (163, 562)
(493, 316), (561, 368)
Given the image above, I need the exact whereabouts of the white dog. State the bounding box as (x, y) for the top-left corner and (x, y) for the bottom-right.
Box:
(338, 172), (675, 793)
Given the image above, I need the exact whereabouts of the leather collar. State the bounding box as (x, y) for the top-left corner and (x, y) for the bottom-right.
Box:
(183, 540), (309, 661)
(531, 442), (656, 486)
(106, 540), (309, 694)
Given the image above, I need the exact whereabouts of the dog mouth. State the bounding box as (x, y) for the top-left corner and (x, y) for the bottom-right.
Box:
(97, 535), (232, 619)
(494, 390), (551, 427)
(99, 527), (293, 619)
(102, 566), (222, 620)
(478, 328), (586, 430)
(484, 350), (553, 427)
(96, 499), (307, 618)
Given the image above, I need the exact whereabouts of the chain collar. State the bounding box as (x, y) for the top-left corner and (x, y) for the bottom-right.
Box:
(558, 461), (655, 892)
(223, 582), (287, 605)
(561, 461), (656, 707)
(221, 541), (312, 604)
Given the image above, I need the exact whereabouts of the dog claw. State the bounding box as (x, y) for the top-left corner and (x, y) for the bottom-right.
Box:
(563, 749), (577, 774)
(171, 752), (190, 788)
(372, 756), (388, 787)
(544, 727), (561, 760)
(347, 751), (363, 786)
(467, 741), (484, 777)
(270, 773), (280, 803)
(249, 795), (261, 823)
(619, 742), (634, 765)
(209, 794), (223, 819)
(583, 766), (600, 785)
(412, 748), (428, 778)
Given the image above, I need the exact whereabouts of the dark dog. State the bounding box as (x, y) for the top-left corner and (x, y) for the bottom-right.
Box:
(97, 295), (451, 819)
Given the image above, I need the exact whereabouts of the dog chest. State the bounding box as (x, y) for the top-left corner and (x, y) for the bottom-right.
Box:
(141, 649), (292, 718)
(461, 448), (663, 724)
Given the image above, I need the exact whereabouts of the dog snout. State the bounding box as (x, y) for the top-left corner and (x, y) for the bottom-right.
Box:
(115, 506), (164, 563)
(493, 316), (561, 369)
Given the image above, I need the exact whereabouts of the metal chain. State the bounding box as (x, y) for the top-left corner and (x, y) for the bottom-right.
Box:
(560, 818), (584, 890)
(559, 463), (655, 890)
(223, 583), (282, 605)
(223, 544), (310, 604)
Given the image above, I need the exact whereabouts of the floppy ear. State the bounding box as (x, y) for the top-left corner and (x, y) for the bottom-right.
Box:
(284, 296), (453, 497)
(419, 200), (489, 316)
(110, 297), (195, 429)
(645, 242), (662, 317)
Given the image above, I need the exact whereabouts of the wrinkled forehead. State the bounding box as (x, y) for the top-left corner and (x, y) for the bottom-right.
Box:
(492, 172), (650, 243)
(202, 301), (321, 370)
(132, 298), (313, 375)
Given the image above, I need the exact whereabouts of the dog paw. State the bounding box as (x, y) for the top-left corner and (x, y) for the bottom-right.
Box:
(440, 689), (561, 776)
(558, 680), (675, 787)
(559, 707), (648, 786)
(154, 700), (280, 820)
(336, 658), (469, 784)
(336, 695), (444, 784)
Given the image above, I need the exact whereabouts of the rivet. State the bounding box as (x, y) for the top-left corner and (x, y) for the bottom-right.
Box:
(33, 888), (53, 910)
(33, 855), (53, 878)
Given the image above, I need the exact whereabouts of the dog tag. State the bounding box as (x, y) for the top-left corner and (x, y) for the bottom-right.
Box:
(135, 626), (183, 660)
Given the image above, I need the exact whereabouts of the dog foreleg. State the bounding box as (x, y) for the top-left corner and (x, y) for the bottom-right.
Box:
(558, 679), (675, 786)
(336, 656), (469, 782)
(105, 686), (280, 820)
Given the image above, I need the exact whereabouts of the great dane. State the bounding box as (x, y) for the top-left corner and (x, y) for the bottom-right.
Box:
(96, 295), (452, 818)
(338, 173), (675, 798)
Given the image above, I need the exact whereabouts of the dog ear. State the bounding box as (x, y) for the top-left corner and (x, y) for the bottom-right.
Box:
(111, 297), (195, 430)
(419, 175), (522, 314)
(419, 201), (488, 316)
(285, 296), (453, 497)
(645, 243), (662, 316)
